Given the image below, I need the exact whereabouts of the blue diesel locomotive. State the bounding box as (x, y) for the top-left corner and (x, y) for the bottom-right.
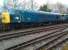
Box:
(1, 10), (68, 31)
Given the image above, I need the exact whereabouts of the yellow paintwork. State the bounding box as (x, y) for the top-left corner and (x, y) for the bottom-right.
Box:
(2, 11), (10, 24)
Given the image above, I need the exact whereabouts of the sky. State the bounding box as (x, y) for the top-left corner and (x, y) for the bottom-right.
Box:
(34, 0), (68, 6)
(0, 0), (3, 6)
(0, 0), (68, 7)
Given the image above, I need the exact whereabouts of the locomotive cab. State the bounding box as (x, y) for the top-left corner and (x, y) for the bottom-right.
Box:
(1, 10), (11, 31)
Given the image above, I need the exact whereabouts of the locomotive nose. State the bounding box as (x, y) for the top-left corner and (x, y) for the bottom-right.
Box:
(1, 11), (10, 24)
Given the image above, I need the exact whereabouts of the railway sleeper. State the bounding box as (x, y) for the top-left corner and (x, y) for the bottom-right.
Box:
(6, 29), (68, 50)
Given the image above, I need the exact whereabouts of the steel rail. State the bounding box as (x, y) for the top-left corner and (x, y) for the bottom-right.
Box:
(0, 25), (66, 41)
(6, 28), (67, 50)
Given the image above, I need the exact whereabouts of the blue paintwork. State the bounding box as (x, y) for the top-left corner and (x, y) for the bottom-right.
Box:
(10, 10), (68, 23)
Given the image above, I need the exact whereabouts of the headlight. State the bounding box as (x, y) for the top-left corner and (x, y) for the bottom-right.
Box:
(15, 17), (19, 20)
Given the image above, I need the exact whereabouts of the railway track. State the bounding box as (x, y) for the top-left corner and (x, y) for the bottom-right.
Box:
(36, 30), (68, 50)
(2, 24), (67, 50)
(4, 24), (68, 33)
(6, 29), (68, 50)
(0, 24), (67, 41)
(1, 24), (67, 33)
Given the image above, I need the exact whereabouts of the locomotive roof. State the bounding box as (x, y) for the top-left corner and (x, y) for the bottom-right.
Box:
(24, 10), (68, 15)
(8, 9), (68, 15)
(39, 11), (68, 15)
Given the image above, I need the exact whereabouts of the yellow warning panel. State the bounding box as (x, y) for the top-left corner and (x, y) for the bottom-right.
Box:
(2, 11), (10, 24)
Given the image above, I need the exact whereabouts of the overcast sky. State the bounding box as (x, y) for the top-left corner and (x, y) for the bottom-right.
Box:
(0, 0), (68, 7)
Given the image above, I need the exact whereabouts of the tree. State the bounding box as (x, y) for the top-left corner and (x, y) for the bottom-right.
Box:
(56, 3), (65, 14)
(39, 5), (51, 12)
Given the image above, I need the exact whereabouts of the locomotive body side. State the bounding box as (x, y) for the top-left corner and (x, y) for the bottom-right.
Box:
(20, 11), (61, 25)
(10, 10), (65, 27)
